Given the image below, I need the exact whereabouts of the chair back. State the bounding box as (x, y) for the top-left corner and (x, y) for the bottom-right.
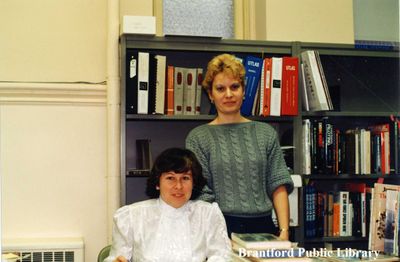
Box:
(97, 245), (111, 262)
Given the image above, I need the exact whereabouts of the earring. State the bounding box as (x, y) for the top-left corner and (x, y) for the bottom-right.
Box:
(156, 186), (160, 190)
(210, 99), (214, 104)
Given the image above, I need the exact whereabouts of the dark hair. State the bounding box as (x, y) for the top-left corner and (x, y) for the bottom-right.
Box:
(146, 147), (206, 200)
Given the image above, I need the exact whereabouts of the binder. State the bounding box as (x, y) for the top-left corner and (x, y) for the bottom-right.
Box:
(281, 56), (299, 116)
(240, 56), (263, 116)
(137, 52), (150, 114)
(126, 51), (138, 114)
(270, 57), (282, 116)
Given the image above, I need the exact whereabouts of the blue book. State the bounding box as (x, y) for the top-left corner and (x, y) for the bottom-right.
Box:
(240, 56), (263, 116)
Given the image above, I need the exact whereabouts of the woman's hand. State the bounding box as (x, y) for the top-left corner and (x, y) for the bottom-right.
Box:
(113, 256), (128, 262)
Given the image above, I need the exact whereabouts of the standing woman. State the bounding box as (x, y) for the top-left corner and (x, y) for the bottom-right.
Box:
(185, 54), (294, 240)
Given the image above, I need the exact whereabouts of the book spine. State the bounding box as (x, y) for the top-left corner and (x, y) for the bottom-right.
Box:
(183, 68), (197, 115)
(262, 58), (272, 116)
(137, 52), (150, 114)
(166, 66), (174, 115)
(195, 68), (203, 115)
(173, 67), (184, 115)
(154, 55), (166, 114)
(241, 56), (263, 116)
(270, 57), (283, 116)
(126, 52), (138, 114)
(281, 56), (299, 116)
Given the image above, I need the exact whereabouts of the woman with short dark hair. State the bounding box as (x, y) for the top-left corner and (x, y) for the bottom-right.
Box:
(105, 147), (231, 262)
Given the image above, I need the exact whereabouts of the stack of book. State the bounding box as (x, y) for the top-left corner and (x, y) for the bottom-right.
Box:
(231, 233), (312, 262)
(369, 183), (400, 256)
(304, 183), (370, 238)
(126, 51), (300, 117)
(301, 116), (400, 175)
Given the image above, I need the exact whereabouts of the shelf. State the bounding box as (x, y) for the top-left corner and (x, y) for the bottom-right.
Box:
(126, 114), (295, 122)
(302, 174), (400, 180)
(304, 236), (368, 243)
(302, 111), (399, 118)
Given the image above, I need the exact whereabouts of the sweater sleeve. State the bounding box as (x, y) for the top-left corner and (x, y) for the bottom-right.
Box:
(186, 129), (216, 203)
(265, 128), (294, 197)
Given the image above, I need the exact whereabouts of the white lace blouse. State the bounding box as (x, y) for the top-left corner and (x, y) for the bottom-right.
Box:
(104, 198), (232, 262)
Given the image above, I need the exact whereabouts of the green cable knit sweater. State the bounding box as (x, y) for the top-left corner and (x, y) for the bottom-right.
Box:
(185, 121), (294, 216)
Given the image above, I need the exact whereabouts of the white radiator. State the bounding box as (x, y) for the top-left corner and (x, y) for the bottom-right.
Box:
(2, 237), (84, 262)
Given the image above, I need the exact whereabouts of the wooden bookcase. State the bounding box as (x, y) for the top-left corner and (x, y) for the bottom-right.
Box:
(120, 35), (400, 248)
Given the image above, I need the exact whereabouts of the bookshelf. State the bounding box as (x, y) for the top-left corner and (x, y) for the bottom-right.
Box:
(120, 35), (400, 250)
(296, 43), (399, 251)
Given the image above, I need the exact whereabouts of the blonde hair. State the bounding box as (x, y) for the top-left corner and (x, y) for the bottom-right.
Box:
(202, 53), (246, 93)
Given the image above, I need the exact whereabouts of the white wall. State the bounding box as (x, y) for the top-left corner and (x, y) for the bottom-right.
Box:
(0, 0), (110, 261)
(254, 0), (354, 43)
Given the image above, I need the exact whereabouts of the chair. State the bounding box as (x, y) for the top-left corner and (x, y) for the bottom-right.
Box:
(97, 245), (111, 262)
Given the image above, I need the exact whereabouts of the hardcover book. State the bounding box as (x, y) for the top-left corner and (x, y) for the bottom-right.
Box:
(261, 58), (272, 116)
(183, 68), (197, 115)
(166, 66), (174, 115)
(300, 50), (330, 111)
(195, 68), (203, 115)
(241, 56), (263, 116)
(270, 57), (283, 116)
(126, 51), (139, 114)
(137, 52), (150, 114)
(173, 67), (185, 115)
(231, 233), (292, 250)
(281, 56), (299, 116)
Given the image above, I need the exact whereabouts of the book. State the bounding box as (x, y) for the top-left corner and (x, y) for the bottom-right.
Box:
(261, 58), (272, 116)
(166, 66), (174, 115)
(314, 50), (333, 110)
(231, 233), (292, 250)
(173, 67), (185, 115)
(241, 56), (263, 116)
(299, 63), (310, 111)
(384, 190), (399, 255)
(137, 52), (150, 114)
(300, 50), (330, 111)
(270, 57), (283, 116)
(183, 67), (197, 115)
(154, 55), (166, 114)
(126, 51), (139, 114)
(281, 56), (299, 116)
(369, 183), (400, 251)
(389, 116), (399, 174)
(195, 68), (203, 115)
(305, 184), (317, 237)
(369, 123), (391, 174)
(302, 119), (311, 175)
(339, 191), (350, 236)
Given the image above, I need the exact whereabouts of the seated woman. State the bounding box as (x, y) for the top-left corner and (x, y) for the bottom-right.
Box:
(104, 148), (232, 262)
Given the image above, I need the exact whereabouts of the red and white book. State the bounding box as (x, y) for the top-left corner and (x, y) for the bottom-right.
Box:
(261, 58), (272, 117)
(270, 57), (282, 116)
(281, 56), (299, 116)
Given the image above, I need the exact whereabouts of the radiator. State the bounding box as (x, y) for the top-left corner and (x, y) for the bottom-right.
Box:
(2, 237), (84, 262)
